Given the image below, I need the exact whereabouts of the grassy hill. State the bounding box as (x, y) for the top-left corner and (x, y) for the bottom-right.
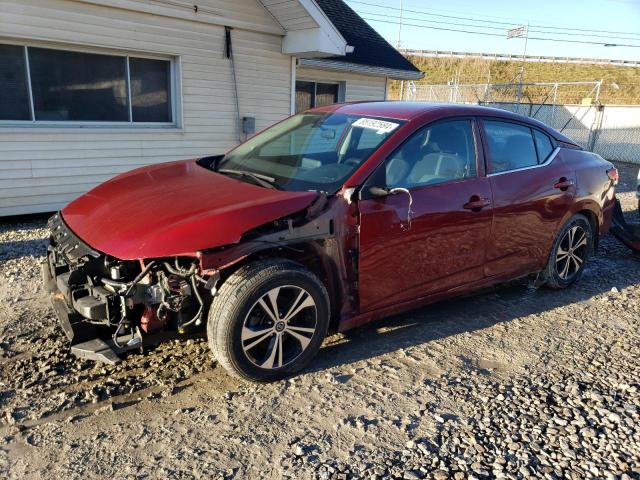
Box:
(389, 56), (640, 105)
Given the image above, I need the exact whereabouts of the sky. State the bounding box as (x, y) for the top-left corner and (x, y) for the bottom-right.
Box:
(345, 0), (640, 61)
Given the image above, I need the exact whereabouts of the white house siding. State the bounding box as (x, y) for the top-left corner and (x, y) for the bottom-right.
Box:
(296, 66), (387, 102)
(0, 0), (292, 216)
(79, 0), (285, 34)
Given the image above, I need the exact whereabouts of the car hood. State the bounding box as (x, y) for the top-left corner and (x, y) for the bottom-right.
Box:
(61, 160), (318, 260)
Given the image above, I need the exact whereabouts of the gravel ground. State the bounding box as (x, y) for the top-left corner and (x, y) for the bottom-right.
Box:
(1, 162), (639, 480)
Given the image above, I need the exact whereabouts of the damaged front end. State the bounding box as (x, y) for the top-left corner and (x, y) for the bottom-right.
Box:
(43, 185), (357, 365)
(42, 213), (215, 364)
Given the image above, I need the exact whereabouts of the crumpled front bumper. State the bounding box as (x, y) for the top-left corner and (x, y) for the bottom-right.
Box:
(41, 251), (97, 345)
(42, 213), (199, 364)
(41, 212), (105, 344)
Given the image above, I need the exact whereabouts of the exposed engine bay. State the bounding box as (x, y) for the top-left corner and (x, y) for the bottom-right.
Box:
(42, 213), (219, 363)
(42, 192), (350, 364)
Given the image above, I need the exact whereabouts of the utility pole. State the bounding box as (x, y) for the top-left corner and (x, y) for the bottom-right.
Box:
(507, 24), (529, 111)
(519, 23), (530, 91)
(396, 0), (403, 99)
(396, 0), (403, 49)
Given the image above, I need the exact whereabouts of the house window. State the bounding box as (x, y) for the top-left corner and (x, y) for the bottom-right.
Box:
(129, 58), (172, 123)
(295, 81), (340, 113)
(0, 43), (174, 124)
(0, 44), (31, 120)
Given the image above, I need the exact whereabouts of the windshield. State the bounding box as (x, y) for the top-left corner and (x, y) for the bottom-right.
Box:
(216, 113), (404, 193)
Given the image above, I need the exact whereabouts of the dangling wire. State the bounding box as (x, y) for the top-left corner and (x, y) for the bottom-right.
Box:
(225, 26), (243, 143)
(389, 188), (413, 230)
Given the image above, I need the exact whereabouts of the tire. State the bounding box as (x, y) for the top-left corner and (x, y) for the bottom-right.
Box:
(207, 259), (329, 382)
(543, 214), (594, 289)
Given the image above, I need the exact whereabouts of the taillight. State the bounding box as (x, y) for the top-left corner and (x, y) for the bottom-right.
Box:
(607, 167), (619, 186)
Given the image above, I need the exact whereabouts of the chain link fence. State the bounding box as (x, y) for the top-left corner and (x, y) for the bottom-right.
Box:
(397, 81), (640, 164)
(400, 81), (603, 106)
(483, 102), (596, 150)
(592, 106), (640, 164)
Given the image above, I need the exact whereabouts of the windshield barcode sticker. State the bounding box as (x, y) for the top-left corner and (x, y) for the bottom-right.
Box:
(352, 118), (400, 134)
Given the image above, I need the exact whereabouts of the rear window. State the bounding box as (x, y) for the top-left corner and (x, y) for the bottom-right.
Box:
(534, 130), (554, 163)
(483, 120), (538, 173)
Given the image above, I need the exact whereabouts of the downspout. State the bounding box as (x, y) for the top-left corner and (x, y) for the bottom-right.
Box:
(290, 56), (297, 115)
(225, 26), (243, 143)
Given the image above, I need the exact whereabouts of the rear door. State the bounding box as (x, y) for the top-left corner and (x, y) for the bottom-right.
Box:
(480, 119), (576, 277)
(357, 118), (493, 312)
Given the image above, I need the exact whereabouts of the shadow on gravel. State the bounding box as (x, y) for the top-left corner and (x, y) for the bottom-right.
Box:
(0, 239), (48, 261)
(309, 239), (640, 375)
(2, 165), (638, 394)
(0, 213), (49, 260)
(0, 212), (50, 227)
(309, 166), (640, 375)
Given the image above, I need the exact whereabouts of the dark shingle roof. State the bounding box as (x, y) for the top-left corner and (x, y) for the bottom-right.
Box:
(314, 0), (420, 73)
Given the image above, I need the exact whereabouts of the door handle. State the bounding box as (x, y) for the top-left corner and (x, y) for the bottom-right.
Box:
(554, 178), (574, 191)
(463, 196), (491, 211)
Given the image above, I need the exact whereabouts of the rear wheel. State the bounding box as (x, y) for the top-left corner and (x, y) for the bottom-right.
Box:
(207, 259), (329, 382)
(543, 214), (593, 289)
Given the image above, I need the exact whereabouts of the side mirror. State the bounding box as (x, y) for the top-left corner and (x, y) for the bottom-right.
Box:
(369, 186), (391, 197)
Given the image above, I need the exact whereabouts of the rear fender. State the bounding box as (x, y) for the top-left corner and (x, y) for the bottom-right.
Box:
(553, 200), (602, 251)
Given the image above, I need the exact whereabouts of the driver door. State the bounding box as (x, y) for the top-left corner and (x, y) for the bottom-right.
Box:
(357, 119), (493, 312)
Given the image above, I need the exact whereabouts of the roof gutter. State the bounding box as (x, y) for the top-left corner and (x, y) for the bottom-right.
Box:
(298, 58), (425, 80)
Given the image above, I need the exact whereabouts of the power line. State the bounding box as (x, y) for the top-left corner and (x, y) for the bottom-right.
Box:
(359, 17), (507, 38)
(359, 17), (640, 48)
(359, 10), (640, 42)
(350, 0), (523, 27)
(524, 24), (640, 39)
(347, 0), (640, 38)
(353, 0), (640, 37)
(372, 1), (535, 26)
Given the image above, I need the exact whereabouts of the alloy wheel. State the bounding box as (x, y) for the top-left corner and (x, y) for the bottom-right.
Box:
(555, 225), (588, 280)
(241, 286), (317, 369)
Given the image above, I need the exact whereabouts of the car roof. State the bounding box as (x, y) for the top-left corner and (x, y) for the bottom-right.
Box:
(310, 101), (579, 146)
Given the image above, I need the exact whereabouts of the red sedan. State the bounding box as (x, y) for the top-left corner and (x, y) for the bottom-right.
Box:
(43, 102), (618, 381)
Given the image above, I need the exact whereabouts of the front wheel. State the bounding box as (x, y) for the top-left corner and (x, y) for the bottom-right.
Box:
(207, 259), (329, 382)
(543, 213), (593, 289)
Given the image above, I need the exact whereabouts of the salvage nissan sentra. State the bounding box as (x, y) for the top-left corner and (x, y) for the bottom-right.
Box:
(43, 102), (618, 381)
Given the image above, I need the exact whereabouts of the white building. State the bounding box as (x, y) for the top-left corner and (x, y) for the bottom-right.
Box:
(0, 0), (422, 216)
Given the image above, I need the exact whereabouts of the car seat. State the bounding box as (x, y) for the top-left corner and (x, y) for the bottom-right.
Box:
(407, 125), (468, 186)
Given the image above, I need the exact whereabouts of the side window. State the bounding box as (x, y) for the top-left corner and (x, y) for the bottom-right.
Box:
(378, 120), (477, 189)
(483, 120), (538, 173)
(534, 129), (554, 164)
